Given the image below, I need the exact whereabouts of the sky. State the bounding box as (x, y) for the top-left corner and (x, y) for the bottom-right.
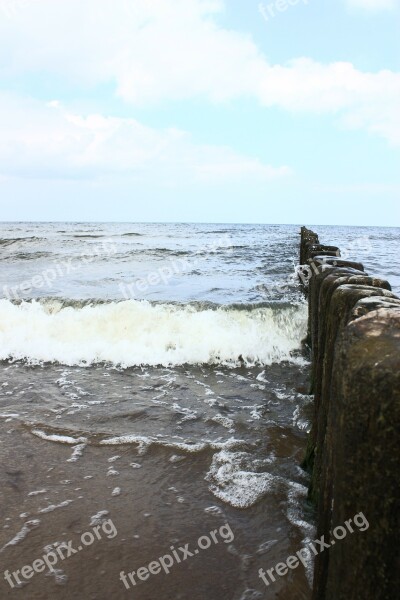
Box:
(0, 0), (399, 225)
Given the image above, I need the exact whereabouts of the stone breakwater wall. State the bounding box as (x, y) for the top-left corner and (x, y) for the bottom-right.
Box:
(298, 226), (400, 600)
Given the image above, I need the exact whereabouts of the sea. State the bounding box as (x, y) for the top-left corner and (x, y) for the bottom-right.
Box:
(0, 222), (399, 600)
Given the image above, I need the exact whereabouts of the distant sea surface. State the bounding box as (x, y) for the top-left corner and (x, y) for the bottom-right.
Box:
(0, 223), (398, 600)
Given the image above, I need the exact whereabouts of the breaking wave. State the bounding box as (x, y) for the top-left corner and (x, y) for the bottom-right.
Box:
(0, 299), (307, 367)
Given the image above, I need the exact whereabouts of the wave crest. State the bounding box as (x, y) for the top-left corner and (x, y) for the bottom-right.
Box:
(0, 299), (307, 367)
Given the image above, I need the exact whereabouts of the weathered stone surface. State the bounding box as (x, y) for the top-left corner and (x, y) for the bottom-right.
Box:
(308, 250), (340, 259)
(302, 268), (366, 471)
(307, 245), (341, 260)
(311, 287), (398, 599)
(304, 277), (391, 465)
(300, 226), (320, 265)
(311, 285), (396, 500)
(349, 295), (400, 320)
(324, 308), (400, 600)
(308, 268), (365, 392)
(309, 255), (365, 272)
(299, 227), (400, 600)
(315, 277), (392, 406)
(308, 244), (341, 257)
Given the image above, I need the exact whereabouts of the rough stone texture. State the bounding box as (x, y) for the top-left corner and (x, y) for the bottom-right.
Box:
(311, 284), (395, 492)
(308, 250), (341, 259)
(309, 255), (365, 272)
(299, 228), (400, 600)
(311, 287), (398, 600)
(324, 307), (400, 600)
(300, 226), (320, 265)
(306, 265), (365, 348)
(308, 245), (341, 257)
(302, 264), (366, 471)
(349, 296), (400, 320)
(308, 269), (370, 390)
(303, 275), (392, 473)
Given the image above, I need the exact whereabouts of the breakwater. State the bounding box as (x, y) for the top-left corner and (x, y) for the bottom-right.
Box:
(299, 226), (400, 600)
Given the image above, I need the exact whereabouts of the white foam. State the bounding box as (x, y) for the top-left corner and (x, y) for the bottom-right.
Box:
(250, 407), (263, 420)
(286, 480), (314, 535)
(172, 403), (198, 422)
(67, 443), (86, 463)
(293, 405), (311, 432)
(286, 480), (316, 586)
(0, 520), (41, 553)
(256, 371), (269, 383)
(90, 510), (109, 526)
(38, 500), (73, 514)
(108, 455), (121, 462)
(0, 299), (307, 367)
(101, 434), (153, 454)
(204, 505), (224, 516)
(107, 466), (120, 476)
(28, 489), (47, 497)
(204, 397), (218, 407)
(211, 414), (235, 430)
(169, 455), (186, 463)
(99, 434), (247, 455)
(205, 450), (281, 508)
(31, 429), (87, 445)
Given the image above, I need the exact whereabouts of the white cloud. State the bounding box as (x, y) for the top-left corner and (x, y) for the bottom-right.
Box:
(0, 0), (399, 144)
(258, 59), (400, 145)
(346, 0), (397, 11)
(0, 93), (289, 183)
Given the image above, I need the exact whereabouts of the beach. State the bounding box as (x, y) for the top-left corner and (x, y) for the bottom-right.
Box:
(1, 223), (399, 599)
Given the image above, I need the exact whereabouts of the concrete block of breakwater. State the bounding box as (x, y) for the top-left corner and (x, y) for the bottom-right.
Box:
(350, 295), (400, 319)
(300, 255), (365, 304)
(307, 268), (366, 383)
(309, 255), (365, 272)
(308, 244), (340, 255)
(323, 306), (400, 600)
(300, 226), (320, 265)
(308, 250), (340, 259)
(302, 269), (374, 471)
(299, 227), (400, 598)
(302, 266), (356, 337)
(311, 289), (399, 600)
(314, 276), (392, 401)
(313, 282), (396, 486)
(307, 245), (341, 260)
(304, 280), (394, 478)
(309, 274), (391, 421)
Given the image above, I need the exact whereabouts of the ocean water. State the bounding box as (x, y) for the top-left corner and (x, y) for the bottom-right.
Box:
(0, 223), (398, 600)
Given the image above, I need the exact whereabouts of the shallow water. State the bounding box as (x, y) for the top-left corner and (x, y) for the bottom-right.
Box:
(0, 360), (313, 600)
